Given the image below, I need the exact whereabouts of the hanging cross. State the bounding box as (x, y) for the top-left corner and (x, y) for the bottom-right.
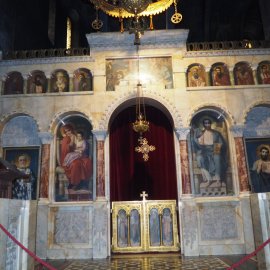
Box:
(140, 191), (148, 201)
(135, 137), (156, 162)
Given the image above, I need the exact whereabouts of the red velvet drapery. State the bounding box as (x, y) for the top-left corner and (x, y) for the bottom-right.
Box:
(110, 106), (177, 201)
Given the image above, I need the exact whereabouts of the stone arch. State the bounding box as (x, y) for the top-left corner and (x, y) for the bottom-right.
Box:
(242, 102), (270, 138)
(99, 90), (183, 131)
(186, 103), (235, 127)
(1, 113), (41, 147)
(109, 97), (179, 202)
(49, 107), (94, 134)
(0, 111), (41, 134)
(242, 100), (270, 125)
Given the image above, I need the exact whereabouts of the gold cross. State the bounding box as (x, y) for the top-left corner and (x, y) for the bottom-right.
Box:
(140, 191), (148, 201)
(135, 137), (156, 162)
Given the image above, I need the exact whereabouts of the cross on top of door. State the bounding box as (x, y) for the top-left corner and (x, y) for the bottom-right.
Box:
(140, 191), (148, 201)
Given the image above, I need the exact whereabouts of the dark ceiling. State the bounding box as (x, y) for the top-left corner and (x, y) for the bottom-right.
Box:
(0, 0), (269, 52)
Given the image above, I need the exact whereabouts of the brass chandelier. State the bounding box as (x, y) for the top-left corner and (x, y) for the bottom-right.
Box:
(131, 47), (156, 162)
(90, 0), (182, 44)
(132, 82), (156, 162)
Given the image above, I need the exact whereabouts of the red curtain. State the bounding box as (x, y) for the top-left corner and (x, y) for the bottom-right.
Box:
(110, 106), (177, 201)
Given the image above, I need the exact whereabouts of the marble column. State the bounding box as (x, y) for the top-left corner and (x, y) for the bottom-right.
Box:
(22, 74), (28, 94)
(68, 73), (73, 92)
(176, 128), (192, 195)
(92, 130), (107, 199)
(231, 126), (250, 192)
(1, 75), (6, 95)
(45, 74), (51, 93)
(38, 132), (53, 199)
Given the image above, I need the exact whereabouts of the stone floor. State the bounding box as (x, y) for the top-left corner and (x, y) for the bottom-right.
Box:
(42, 254), (259, 270)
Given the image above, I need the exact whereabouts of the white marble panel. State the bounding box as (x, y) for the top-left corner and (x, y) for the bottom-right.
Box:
(181, 197), (255, 256)
(198, 201), (241, 243)
(0, 199), (37, 270)
(239, 195), (255, 253)
(36, 204), (49, 259)
(0, 199), (10, 270)
(180, 200), (199, 256)
(93, 201), (109, 258)
(47, 204), (93, 259)
(251, 193), (270, 270)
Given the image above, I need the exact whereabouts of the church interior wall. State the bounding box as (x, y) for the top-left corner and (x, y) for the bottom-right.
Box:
(250, 193), (270, 269)
(0, 30), (270, 260)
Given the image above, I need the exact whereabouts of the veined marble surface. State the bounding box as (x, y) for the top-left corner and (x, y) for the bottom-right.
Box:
(0, 199), (37, 270)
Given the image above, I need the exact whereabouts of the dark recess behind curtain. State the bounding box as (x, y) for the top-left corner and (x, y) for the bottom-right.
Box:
(110, 105), (178, 201)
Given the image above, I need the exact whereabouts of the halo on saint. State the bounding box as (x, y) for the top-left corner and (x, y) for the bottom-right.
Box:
(256, 144), (270, 158)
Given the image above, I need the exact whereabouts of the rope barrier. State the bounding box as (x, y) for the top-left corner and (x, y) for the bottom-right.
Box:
(1, 221), (270, 270)
(226, 237), (270, 269)
(0, 223), (57, 270)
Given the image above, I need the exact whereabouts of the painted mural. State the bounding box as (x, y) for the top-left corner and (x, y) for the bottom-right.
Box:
(27, 70), (47, 94)
(4, 72), (24, 95)
(149, 208), (161, 246)
(190, 111), (233, 196)
(211, 63), (231, 86)
(51, 70), (69, 92)
(187, 64), (207, 87)
(55, 116), (93, 201)
(106, 57), (173, 91)
(4, 147), (40, 200)
(234, 62), (254, 85)
(245, 139), (270, 193)
(257, 61), (270, 84)
(117, 209), (128, 247)
(73, 68), (92, 91)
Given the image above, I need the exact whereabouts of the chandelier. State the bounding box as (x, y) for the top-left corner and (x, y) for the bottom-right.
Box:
(132, 83), (149, 135)
(131, 49), (156, 161)
(89, 0), (182, 45)
(133, 82), (156, 161)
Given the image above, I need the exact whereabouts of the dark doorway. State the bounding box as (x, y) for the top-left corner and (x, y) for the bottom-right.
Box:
(109, 105), (178, 201)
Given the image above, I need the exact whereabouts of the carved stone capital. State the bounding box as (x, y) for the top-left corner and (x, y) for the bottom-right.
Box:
(1, 74), (8, 81)
(230, 125), (245, 137)
(250, 64), (257, 71)
(92, 130), (107, 141)
(38, 132), (53, 144)
(175, 128), (190, 140)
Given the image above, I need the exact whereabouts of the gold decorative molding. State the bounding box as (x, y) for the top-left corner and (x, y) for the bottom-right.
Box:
(90, 0), (174, 18)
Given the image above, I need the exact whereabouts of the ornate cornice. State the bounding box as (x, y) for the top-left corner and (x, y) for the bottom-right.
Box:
(87, 29), (189, 51)
(0, 56), (94, 67)
(185, 48), (270, 58)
